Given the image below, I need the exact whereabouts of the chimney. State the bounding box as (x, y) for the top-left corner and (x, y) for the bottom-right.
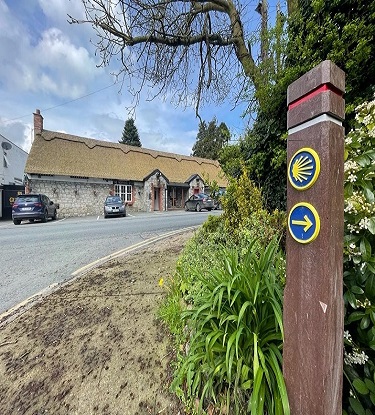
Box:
(33, 109), (44, 134)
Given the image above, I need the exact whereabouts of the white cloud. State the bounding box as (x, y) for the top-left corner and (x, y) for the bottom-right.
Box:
(32, 27), (100, 98)
(0, 1), (100, 99)
(38, 0), (84, 23)
(0, 118), (32, 153)
(135, 101), (197, 153)
(0, 3), (30, 87)
(37, 0), (97, 49)
(0, 2), (14, 34)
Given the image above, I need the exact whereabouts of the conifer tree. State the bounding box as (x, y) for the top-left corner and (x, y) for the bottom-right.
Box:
(119, 118), (142, 147)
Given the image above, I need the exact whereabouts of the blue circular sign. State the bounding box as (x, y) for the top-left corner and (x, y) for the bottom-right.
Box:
(288, 202), (320, 244)
(288, 148), (320, 190)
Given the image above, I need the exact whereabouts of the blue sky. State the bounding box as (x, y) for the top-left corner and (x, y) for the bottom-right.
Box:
(0, 0), (286, 155)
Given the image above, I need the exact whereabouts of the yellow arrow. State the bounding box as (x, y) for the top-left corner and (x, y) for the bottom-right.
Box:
(292, 215), (313, 232)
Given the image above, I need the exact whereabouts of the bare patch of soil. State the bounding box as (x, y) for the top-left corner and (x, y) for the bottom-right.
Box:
(0, 231), (194, 415)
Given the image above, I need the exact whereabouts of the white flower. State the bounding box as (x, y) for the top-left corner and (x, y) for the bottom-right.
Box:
(364, 114), (372, 125)
(344, 330), (352, 342)
(344, 349), (369, 366)
(344, 201), (357, 214)
(344, 160), (359, 173)
(348, 174), (357, 183)
(359, 217), (370, 230)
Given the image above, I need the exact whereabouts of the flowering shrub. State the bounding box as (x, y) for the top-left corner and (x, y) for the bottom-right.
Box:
(343, 98), (375, 414)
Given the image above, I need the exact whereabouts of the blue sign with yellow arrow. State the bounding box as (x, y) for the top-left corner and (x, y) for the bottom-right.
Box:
(288, 147), (320, 190)
(288, 202), (320, 244)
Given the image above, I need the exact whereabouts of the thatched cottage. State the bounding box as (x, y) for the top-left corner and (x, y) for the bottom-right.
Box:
(24, 110), (227, 217)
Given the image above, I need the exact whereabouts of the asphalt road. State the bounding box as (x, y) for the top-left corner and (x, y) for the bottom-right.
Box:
(0, 210), (219, 314)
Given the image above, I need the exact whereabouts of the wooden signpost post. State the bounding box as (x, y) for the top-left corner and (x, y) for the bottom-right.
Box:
(283, 61), (345, 414)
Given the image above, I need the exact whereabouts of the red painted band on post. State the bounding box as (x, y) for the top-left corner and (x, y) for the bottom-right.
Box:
(288, 83), (343, 110)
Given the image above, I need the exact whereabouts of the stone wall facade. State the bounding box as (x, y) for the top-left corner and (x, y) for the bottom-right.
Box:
(26, 173), (170, 217)
(28, 179), (114, 217)
(25, 171), (210, 217)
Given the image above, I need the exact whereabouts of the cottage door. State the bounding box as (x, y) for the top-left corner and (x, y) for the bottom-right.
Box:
(154, 188), (160, 211)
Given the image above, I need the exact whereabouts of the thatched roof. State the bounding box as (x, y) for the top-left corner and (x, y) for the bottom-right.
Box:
(25, 130), (227, 186)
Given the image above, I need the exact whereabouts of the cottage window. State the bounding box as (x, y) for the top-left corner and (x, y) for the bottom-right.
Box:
(115, 184), (132, 203)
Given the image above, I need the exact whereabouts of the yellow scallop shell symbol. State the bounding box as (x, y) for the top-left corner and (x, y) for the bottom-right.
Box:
(288, 147), (320, 190)
(292, 155), (313, 183)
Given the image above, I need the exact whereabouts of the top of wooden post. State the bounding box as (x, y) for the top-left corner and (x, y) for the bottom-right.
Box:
(287, 60), (345, 129)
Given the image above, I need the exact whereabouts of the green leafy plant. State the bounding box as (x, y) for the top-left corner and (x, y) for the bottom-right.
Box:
(221, 165), (264, 235)
(343, 98), (375, 414)
(158, 276), (185, 338)
(173, 238), (289, 415)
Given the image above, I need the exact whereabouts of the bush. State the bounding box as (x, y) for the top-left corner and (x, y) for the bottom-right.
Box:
(343, 98), (375, 414)
(221, 164), (286, 251)
(221, 165), (264, 236)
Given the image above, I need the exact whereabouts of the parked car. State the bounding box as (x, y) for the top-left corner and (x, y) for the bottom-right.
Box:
(184, 193), (214, 212)
(12, 194), (59, 225)
(104, 196), (127, 218)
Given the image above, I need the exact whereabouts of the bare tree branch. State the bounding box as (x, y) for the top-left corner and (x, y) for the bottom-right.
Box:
(69, 0), (274, 114)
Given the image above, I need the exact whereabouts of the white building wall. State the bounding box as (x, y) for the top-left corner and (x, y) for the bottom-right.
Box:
(1, 135), (28, 186)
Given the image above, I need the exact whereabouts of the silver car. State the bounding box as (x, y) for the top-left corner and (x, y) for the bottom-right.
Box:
(184, 193), (214, 212)
(104, 196), (127, 218)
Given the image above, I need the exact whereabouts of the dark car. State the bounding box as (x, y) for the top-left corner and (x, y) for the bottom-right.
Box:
(104, 196), (127, 218)
(184, 193), (214, 212)
(12, 194), (58, 225)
